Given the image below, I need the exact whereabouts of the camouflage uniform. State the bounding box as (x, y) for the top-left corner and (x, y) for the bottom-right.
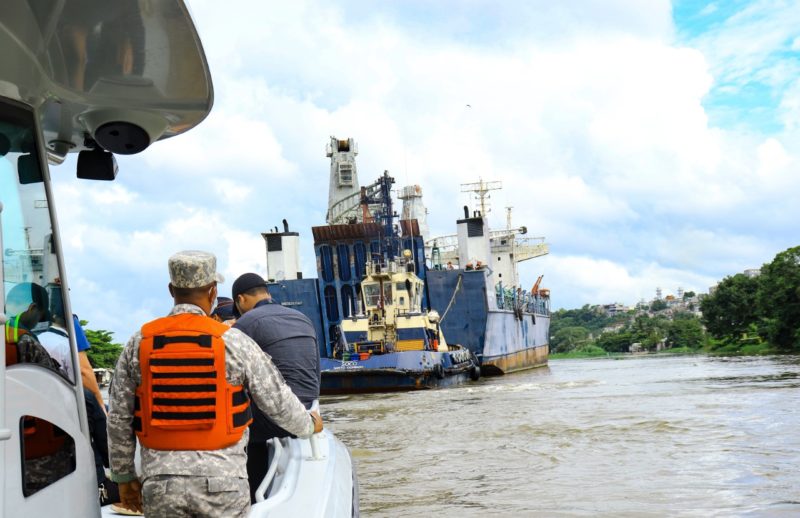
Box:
(108, 251), (315, 517)
(15, 332), (60, 370)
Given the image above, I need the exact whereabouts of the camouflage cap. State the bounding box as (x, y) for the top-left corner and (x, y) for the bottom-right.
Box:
(168, 250), (225, 289)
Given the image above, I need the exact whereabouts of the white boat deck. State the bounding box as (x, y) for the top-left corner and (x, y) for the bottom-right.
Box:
(99, 429), (355, 518)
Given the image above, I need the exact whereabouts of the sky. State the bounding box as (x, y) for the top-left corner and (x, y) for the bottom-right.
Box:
(49, 0), (800, 341)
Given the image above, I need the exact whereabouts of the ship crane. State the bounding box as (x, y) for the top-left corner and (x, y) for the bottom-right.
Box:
(327, 176), (395, 225)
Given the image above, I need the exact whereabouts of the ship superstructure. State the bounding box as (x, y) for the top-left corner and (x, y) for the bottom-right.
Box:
(264, 145), (478, 393)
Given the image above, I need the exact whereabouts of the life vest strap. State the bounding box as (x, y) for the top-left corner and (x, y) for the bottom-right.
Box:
(232, 406), (253, 428)
(153, 334), (212, 349)
(150, 357), (213, 367)
(152, 383), (216, 393)
(152, 411), (216, 421)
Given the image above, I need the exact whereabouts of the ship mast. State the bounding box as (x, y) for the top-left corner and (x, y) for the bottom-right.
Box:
(460, 178), (501, 216)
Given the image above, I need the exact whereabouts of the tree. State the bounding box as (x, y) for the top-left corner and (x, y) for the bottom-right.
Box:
(756, 246), (800, 351)
(650, 299), (668, 312)
(683, 291), (696, 300)
(629, 314), (669, 351)
(80, 321), (124, 369)
(551, 326), (590, 353)
(596, 331), (633, 352)
(700, 273), (759, 340)
(667, 315), (705, 349)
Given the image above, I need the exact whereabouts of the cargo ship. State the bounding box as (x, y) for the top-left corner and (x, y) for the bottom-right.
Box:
(265, 165), (479, 394)
(263, 138), (549, 394)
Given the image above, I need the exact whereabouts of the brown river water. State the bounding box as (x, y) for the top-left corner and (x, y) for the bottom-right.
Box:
(324, 355), (800, 517)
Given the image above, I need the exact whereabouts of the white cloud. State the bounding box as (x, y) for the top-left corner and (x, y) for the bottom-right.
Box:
(43, 0), (800, 339)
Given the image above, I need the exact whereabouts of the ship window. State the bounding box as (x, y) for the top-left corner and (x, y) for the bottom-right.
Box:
(341, 285), (356, 318)
(354, 242), (367, 278)
(337, 244), (351, 281)
(338, 163), (353, 186)
(323, 285), (339, 322)
(363, 283), (380, 308)
(319, 245), (334, 282)
(383, 283), (393, 304)
(20, 416), (76, 497)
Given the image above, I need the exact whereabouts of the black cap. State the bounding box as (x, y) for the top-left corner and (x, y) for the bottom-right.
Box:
(212, 296), (235, 320)
(231, 273), (268, 317)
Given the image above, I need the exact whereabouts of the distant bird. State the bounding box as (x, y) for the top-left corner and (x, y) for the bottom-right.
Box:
(466, 104), (472, 108)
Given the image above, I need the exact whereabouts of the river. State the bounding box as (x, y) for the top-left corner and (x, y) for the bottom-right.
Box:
(324, 355), (800, 517)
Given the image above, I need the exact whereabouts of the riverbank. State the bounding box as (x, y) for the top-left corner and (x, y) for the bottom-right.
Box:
(550, 341), (782, 360)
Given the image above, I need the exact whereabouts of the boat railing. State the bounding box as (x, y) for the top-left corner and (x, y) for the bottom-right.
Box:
(254, 400), (325, 503)
(495, 283), (549, 314)
(309, 400), (322, 460)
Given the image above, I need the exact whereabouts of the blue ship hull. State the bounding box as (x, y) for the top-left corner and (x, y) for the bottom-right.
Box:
(426, 269), (550, 375)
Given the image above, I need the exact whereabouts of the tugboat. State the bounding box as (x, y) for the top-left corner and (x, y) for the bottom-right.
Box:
(323, 176), (478, 393)
(0, 2), (357, 516)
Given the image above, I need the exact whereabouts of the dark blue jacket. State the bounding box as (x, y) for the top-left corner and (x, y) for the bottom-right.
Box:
(234, 299), (320, 442)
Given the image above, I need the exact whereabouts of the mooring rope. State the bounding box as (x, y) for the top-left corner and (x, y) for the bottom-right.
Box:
(439, 274), (463, 323)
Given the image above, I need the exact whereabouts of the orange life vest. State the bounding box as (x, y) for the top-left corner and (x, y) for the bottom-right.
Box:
(134, 313), (252, 451)
(6, 318), (67, 459)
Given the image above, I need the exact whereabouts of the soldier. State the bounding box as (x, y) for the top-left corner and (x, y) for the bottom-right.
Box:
(108, 251), (323, 517)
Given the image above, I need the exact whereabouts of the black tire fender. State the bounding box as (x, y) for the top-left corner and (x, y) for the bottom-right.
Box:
(469, 364), (481, 381)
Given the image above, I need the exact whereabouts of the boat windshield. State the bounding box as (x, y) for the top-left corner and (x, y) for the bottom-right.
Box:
(1, 98), (75, 383)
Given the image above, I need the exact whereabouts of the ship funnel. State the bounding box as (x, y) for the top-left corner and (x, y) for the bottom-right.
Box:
(283, 219), (289, 232)
(463, 206), (469, 218)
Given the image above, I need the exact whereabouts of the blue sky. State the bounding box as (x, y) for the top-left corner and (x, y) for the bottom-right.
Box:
(49, 0), (800, 341)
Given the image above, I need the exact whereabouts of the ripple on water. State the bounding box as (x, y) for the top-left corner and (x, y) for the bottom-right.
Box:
(327, 355), (800, 517)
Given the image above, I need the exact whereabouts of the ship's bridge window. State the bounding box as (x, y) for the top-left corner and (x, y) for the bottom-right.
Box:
(337, 163), (353, 186)
(1, 99), (73, 381)
(363, 283), (381, 307)
(382, 283), (392, 305)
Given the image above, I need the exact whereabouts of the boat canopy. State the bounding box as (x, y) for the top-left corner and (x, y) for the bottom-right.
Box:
(0, 0), (213, 161)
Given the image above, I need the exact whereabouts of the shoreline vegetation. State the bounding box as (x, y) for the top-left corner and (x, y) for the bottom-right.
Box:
(549, 342), (778, 360)
(549, 245), (799, 359)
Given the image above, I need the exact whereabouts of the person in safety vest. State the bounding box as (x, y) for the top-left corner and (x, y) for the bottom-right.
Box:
(107, 251), (323, 517)
(5, 282), (58, 370)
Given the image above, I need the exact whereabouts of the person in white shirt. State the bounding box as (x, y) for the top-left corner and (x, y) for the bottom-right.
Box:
(36, 297), (75, 383)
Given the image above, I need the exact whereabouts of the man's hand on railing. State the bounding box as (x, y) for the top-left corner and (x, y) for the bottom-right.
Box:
(310, 410), (324, 433)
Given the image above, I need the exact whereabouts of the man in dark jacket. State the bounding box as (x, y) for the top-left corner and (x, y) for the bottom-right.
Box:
(231, 273), (320, 502)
